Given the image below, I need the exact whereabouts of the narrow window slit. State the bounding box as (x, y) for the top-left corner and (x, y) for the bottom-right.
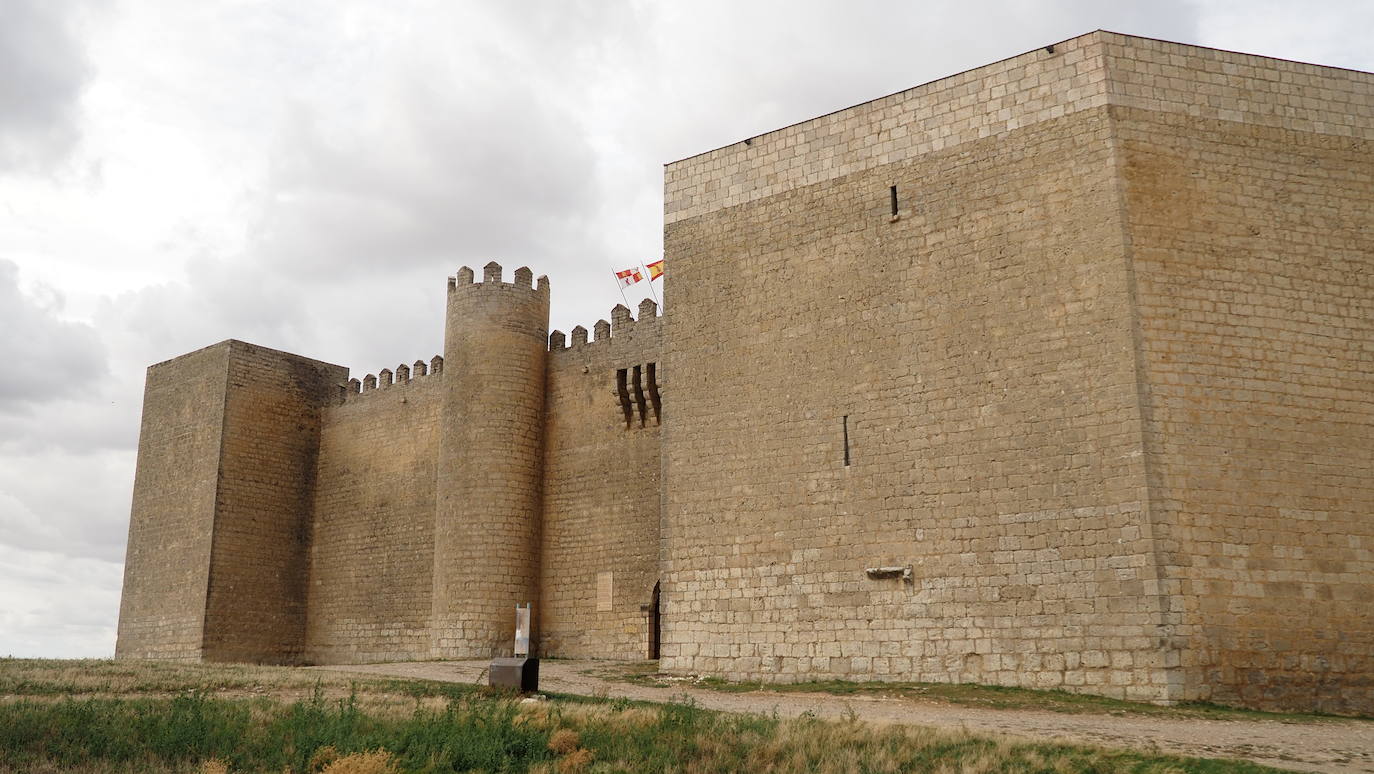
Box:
(843, 415), (851, 467)
(615, 368), (633, 429)
(647, 363), (662, 425)
(632, 364), (649, 428)
(889, 185), (898, 217)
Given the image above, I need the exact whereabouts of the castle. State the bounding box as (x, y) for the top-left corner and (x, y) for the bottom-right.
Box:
(116, 31), (1373, 714)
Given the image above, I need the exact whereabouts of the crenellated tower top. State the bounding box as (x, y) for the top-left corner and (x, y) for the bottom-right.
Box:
(447, 262), (550, 297)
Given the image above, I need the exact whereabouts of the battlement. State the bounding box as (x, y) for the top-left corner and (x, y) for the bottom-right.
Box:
(550, 298), (660, 353)
(447, 261), (550, 296)
(341, 354), (444, 402)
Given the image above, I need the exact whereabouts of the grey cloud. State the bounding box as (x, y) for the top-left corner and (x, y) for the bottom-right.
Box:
(0, 0), (95, 173)
(0, 545), (121, 657)
(0, 260), (107, 408)
(97, 266), (301, 362)
(0, 448), (133, 562)
(0, 394), (137, 455)
(638, 1), (1202, 162)
(249, 48), (602, 283)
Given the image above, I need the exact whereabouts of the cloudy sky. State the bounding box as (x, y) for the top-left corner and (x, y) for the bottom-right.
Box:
(2, 0), (1371, 659)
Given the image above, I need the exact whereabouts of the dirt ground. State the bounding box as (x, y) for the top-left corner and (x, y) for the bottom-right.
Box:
(313, 660), (1374, 774)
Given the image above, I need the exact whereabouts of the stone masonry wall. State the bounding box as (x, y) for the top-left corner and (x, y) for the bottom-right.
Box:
(432, 265), (550, 658)
(201, 342), (346, 664)
(540, 300), (663, 659)
(661, 35), (1179, 699)
(305, 363), (443, 664)
(664, 33), (1111, 226)
(1106, 36), (1374, 713)
(116, 343), (230, 661)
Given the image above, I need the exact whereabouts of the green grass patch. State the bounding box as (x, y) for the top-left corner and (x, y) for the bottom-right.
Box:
(0, 688), (1297, 774)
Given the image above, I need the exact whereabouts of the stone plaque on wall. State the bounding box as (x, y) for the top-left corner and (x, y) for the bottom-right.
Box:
(596, 572), (613, 612)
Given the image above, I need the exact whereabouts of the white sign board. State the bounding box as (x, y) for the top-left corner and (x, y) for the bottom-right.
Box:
(514, 604), (530, 657)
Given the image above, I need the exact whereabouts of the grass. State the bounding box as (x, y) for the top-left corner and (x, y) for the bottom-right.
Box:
(0, 659), (1305, 773)
(0, 658), (473, 703)
(587, 661), (1367, 724)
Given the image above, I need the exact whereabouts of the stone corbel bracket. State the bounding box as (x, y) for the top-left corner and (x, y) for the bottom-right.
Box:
(864, 565), (913, 584)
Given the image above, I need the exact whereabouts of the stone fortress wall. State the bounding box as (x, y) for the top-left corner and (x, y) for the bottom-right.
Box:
(660, 31), (1372, 712)
(305, 357), (444, 664)
(541, 298), (663, 660)
(116, 263), (666, 668)
(117, 31), (1372, 714)
(662, 31), (1167, 700)
(1103, 35), (1374, 711)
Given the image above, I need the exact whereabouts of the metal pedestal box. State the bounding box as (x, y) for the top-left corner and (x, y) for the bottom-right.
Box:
(489, 657), (539, 693)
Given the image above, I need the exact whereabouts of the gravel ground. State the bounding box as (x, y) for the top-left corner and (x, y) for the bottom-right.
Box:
(312, 660), (1374, 774)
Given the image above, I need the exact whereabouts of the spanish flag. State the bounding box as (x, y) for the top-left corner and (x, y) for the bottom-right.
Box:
(646, 259), (664, 281)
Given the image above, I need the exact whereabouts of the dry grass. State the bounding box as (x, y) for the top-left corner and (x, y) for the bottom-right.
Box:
(0, 658), (419, 702)
(318, 750), (400, 774)
(308, 745), (341, 771)
(547, 727), (580, 754)
(555, 746), (594, 773)
(0, 658), (1292, 774)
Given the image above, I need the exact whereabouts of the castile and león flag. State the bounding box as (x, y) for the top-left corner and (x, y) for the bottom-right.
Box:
(614, 260), (663, 305)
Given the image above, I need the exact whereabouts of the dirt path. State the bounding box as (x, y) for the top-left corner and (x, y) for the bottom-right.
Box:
(313, 660), (1374, 774)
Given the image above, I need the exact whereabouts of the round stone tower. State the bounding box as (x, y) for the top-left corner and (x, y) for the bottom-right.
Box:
(432, 261), (549, 658)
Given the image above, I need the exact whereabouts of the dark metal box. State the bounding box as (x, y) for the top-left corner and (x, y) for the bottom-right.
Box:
(489, 657), (539, 692)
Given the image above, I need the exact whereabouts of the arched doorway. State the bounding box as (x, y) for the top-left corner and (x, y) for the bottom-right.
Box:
(648, 581), (661, 660)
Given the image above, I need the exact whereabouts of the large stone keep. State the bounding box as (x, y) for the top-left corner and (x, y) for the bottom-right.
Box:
(117, 31), (1374, 714)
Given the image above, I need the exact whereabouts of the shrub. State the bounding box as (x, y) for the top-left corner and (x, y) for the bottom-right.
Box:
(547, 728), (579, 755)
